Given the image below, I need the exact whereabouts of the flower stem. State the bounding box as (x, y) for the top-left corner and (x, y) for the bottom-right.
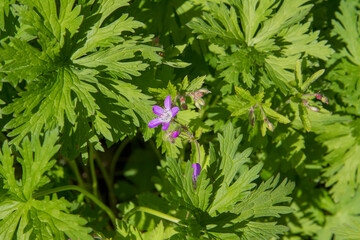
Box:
(123, 206), (183, 226)
(88, 141), (98, 198)
(110, 138), (130, 182)
(94, 152), (116, 212)
(33, 185), (116, 226)
(173, 119), (201, 163)
(67, 158), (85, 188)
(150, 139), (162, 160)
(108, 138), (130, 212)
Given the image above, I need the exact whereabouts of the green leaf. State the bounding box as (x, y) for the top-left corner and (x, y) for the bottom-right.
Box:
(188, 0), (333, 91)
(1, 0), (160, 156)
(332, 0), (360, 66)
(155, 130), (183, 158)
(0, 0), (14, 31)
(0, 131), (60, 200)
(160, 123), (294, 239)
(115, 219), (144, 240)
(301, 69), (325, 92)
(186, 75), (206, 92)
(295, 59), (303, 86)
(262, 105), (291, 124)
(0, 131), (92, 239)
(315, 120), (360, 202)
(163, 60), (191, 68)
(299, 104), (311, 132)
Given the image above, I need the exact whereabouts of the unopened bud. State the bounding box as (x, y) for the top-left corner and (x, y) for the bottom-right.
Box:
(315, 93), (329, 105)
(308, 106), (319, 112)
(248, 107), (255, 127)
(264, 118), (274, 132)
(181, 103), (188, 110)
(195, 98), (205, 109)
(195, 91), (203, 98)
(172, 130), (179, 138)
(180, 96), (186, 104)
(321, 95), (328, 104)
(198, 89), (211, 94)
(163, 132), (176, 144)
(179, 96), (188, 110)
(194, 89), (211, 100)
(192, 163), (201, 190)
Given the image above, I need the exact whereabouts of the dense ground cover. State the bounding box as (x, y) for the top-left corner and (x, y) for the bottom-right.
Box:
(0, 0), (359, 239)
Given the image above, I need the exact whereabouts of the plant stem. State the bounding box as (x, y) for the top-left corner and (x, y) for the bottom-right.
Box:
(67, 157), (85, 188)
(88, 141), (98, 198)
(174, 119), (201, 163)
(150, 139), (162, 160)
(0, 132), (7, 142)
(94, 152), (116, 213)
(108, 138), (130, 211)
(110, 138), (130, 182)
(34, 185), (116, 226)
(123, 206), (183, 226)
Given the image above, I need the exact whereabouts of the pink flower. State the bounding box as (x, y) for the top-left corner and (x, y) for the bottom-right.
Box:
(148, 95), (179, 131)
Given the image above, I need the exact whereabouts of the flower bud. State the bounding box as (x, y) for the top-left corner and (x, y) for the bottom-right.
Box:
(264, 118), (274, 132)
(197, 89), (211, 94)
(180, 96), (186, 103)
(308, 106), (320, 112)
(163, 131), (178, 144)
(321, 95), (329, 104)
(192, 163), (201, 190)
(179, 96), (187, 110)
(315, 93), (328, 105)
(195, 98), (205, 110)
(248, 107), (255, 127)
(172, 130), (179, 138)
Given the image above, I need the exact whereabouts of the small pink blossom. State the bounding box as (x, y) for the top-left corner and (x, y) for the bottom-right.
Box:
(148, 95), (179, 131)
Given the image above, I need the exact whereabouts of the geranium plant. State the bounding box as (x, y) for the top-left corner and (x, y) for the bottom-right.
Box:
(0, 0), (359, 239)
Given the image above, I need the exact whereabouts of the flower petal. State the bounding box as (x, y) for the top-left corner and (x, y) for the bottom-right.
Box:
(164, 95), (171, 110)
(153, 105), (164, 116)
(148, 118), (162, 128)
(162, 121), (170, 131)
(192, 163), (201, 190)
(171, 107), (179, 117)
(192, 163), (201, 179)
(172, 130), (179, 138)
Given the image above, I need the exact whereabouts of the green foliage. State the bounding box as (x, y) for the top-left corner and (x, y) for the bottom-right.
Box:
(328, 0), (360, 116)
(160, 123), (294, 239)
(0, 0), (359, 239)
(225, 86), (290, 135)
(315, 120), (360, 202)
(0, 0), (161, 153)
(116, 220), (176, 240)
(151, 75), (207, 158)
(188, 0), (333, 93)
(0, 131), (92, 239)
(316, 191), (360, 240)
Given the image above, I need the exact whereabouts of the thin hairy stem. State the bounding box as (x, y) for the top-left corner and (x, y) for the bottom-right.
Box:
(88, 141), (98, 198)
(94, 152), (116, 212)
(123, 206), (183, 226)
(34, 185), (116, 226)
(173, 119), (201, 163)
(67, 158), (85, 188)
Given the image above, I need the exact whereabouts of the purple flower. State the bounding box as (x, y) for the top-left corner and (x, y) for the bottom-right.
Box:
(164, 130), (180, 144)
(192, 163), (201, 189)
(148, 95), (179, 131)
(172, 130), (180, 138)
